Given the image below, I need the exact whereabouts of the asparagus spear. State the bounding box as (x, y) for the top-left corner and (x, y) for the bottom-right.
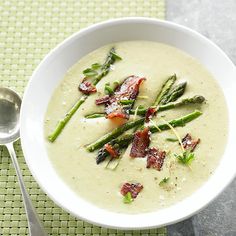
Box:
(132, 95), (205, 114)
(86, 118), (145, 152)
(157, 95), (205, 112)
(48, 96), (87, 142)
(160, 82), (187, 105)
(48, 48), (121, 142)
(88, 110), (202, 153)
(149, 110), (202, 133)
(153, 74), (177, 106)
(85, 95), (205, 118)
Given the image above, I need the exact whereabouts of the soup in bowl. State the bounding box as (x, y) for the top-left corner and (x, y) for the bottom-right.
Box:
(20, 18), (236, 229)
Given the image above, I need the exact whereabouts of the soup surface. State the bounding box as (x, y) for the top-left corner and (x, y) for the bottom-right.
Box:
(44, 41), (228, 213)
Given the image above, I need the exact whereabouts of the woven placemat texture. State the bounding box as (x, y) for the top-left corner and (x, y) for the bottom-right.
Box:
(0, 0), (165, 235)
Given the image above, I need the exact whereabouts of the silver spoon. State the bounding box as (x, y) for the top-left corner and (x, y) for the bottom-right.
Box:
(0, 87), (47, 236)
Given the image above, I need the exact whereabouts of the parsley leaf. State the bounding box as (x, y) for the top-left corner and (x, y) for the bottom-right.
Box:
(159, 177), (170, 186)
(175, 150), (195, 165)
(166, 138), (178, 142)
(91, 63), (102, 70)
(123, 192), (133, 204)
(83, 68), (98, 77)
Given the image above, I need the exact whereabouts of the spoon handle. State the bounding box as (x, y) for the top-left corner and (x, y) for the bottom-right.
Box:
(6, 143), (47, 236)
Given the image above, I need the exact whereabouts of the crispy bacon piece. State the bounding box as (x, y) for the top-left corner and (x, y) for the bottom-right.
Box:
(182, 133), (200, 151)
(95, 75), (146, 119)
(95, 95), (110, 105)
(107, 112), (127, 119)
(104, 144), (119, 158)
(120, 183), (143, 198)
(146, 147), (166, 171)
(145, 107), (157, 122)
(130, 127), (150, 158)
(79, 79), (97, 95)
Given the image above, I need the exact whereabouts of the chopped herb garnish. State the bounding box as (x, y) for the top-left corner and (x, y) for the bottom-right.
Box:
(85, 113), (105, 119)
(159, 177), (170, 186)
(166, 138), (178, 142)
(91, 63), (102, 70)
(111, 51), (122, 60)
(175, 150), (195, 165)
(104, 83), (114, 95)
(119, 99), (134, 105)
(83, 68), (98, 77)
(123, 192), (133, 204)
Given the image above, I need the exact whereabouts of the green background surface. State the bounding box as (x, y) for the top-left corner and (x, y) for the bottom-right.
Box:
(0, 1), (165, 235)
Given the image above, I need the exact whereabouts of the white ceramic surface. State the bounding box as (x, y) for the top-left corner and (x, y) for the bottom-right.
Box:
(20, 18), (236, 229)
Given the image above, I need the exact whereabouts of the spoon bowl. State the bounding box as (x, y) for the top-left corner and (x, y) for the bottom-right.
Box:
(0, 87), (21, 144)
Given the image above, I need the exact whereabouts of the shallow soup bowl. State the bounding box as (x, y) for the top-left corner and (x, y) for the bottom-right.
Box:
(20, 18), (236, 229)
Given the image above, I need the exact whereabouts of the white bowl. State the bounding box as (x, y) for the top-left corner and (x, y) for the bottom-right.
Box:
(20, 17), (236, 229)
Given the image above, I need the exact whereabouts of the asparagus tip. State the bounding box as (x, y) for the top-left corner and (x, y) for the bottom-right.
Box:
(193, 95), (205, 103)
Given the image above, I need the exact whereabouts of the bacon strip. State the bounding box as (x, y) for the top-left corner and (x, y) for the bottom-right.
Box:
(120, 183), (143, 198)
(95, 95), (110, 105)
(146, 147), (166, 171)
(96, 75), (146, 119)
(79, 79), (97, 95)
(182, 133), (200, 151)
(104, 144), (119, 158)
(145, 107), (157, 122)
(130, 127), (150, 158)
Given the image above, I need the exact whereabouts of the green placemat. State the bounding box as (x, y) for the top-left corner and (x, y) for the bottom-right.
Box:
(0, 1), (165, 235)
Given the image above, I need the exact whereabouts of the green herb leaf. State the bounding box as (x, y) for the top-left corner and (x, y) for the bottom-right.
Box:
(111, 51), (122, 60)
(85, 113), (105, 119)
(123, 192), (133, 204)
(175, 150), (195, 165)
(166, 138), (178, 142)
(83, 68), (98, 77)
(159, 177), (170, 186)
(91, 63), (102, 70)
(119, 100), (134, 105)
(104, 83), (114, 95)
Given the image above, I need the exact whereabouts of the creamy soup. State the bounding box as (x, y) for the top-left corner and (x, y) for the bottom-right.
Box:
(44, 41), (228, 213)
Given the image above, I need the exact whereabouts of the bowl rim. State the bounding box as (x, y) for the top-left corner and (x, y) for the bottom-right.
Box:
(20, 17), (236, 229)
